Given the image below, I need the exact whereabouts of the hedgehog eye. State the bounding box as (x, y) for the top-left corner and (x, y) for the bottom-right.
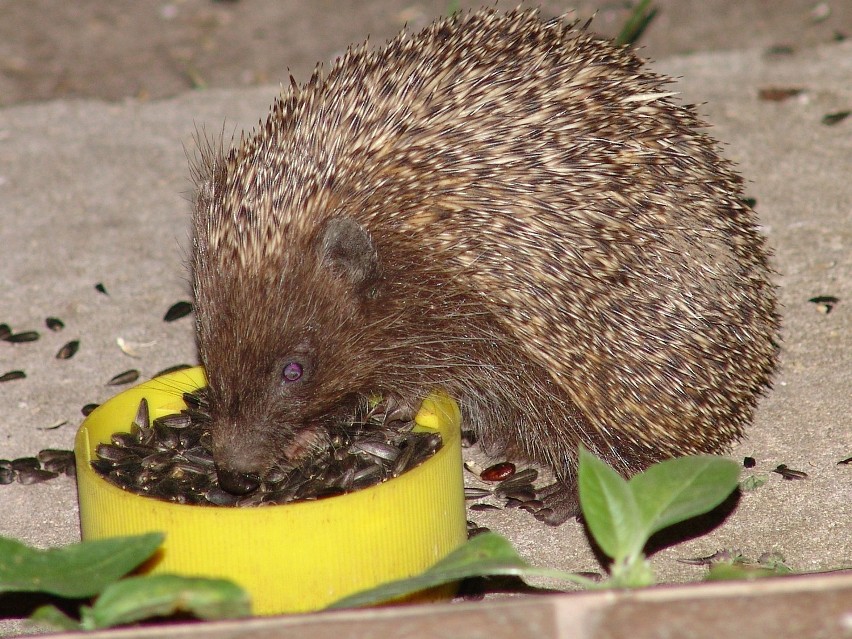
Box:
(282, 362), (303, 383)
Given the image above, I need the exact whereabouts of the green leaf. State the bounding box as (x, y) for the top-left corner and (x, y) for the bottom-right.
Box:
(29, 605), (82, 631)
(614, 0), (658, 46)
(82, 574), (251, 629)
(629, 456), (740, 538)
(740, 473), (768, 492)
(578, 447), (642, 561)
(328, 532), (596, 609)
(0, 533), (164, 598)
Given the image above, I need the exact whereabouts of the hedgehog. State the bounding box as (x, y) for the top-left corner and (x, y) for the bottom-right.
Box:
(190, 7), (779, 524)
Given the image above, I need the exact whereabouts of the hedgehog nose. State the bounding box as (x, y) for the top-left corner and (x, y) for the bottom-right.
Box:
(216, 467), (261, 495)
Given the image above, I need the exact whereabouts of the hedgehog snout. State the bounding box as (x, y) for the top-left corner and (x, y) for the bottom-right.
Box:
(216, 466), (261, 495)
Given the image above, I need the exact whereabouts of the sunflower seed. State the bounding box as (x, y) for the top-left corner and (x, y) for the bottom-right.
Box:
(141, 451), (177, 471)
(205, 487), (241, 506)
(353, 440), (400, 462)
(808, 295), (839, 314)
(82, 403), (99, 416)
(469, 503), (501, 512)
(0, 370), (26, 383)
(822, 110), (850, 126)
(0, 324), (11, 340)
(153, 412), (191, 430)
(95, 444), (136, 464)
(163, 301), (193, 322)
(153, 363), (193, 378)
(464, 487), (492, 500)
(11, 457), (40, 472)
(772, 464), (809, 480)
(6, 331), (39, 343)
(758, 87), (803, 101)
(17, 468), (60, 484)
(494, 468), (539, 496)
(107, 369), (140, 386)
(37, 449), (75, 474)
(45, 317), (64, 331)
(55, 339), (80, 360)
(501, 486), (537, 502)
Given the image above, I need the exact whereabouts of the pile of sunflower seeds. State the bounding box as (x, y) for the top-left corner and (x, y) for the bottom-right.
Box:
(92, 390), (442, 507)
(0, 449), (76, 485)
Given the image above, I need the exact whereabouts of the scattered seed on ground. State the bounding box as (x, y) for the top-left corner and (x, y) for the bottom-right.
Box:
(0, 324), (11, 340)
(0, 370), (26, 382)
(153, 364), (193, 378)
(11, 457), (40, 472)
(773, 464), (808, 480)
(82, 403), (99, 416)
(743, 456), (756, 468)
(45, 317), (65, 331)
(758, 87), (803, 101)
(469, 503), (500, 512)
(6, 331), (40, 343)
(95, 283), (108, 295)
(37, 449), (76, 475)
(822, 111), (850, 126)
(480, 461), (516, 481)
(808, 295), (839, 314)
(494, 468), (539, 497)
(464, 487), (492, 500)
(17, 468), (60, 484)
(56, 339), (80, 360)
(107, 369), (140, 386)
(163, 301), (193, 322)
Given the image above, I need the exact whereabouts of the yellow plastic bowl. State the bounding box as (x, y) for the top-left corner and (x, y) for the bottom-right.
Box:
(75, 367), (466, 615)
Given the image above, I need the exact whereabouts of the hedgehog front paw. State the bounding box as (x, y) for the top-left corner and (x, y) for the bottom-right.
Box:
(532, 481), (581, 526)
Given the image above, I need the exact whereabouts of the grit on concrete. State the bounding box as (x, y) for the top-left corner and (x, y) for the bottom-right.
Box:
(0, 1), (850, 636)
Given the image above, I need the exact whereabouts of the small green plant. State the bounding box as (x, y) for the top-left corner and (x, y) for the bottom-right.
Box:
(330, 449), (742, 607)
(0, 533), (249, 630)
(0, 450), (740, 627)
(577, 448), (740, 587)
(614, 0), (658, 47)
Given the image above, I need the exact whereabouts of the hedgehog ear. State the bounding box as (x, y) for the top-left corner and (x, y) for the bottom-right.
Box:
(318, 216), (380, 293)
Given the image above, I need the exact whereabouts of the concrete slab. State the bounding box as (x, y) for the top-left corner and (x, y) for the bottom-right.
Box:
(0, 27), (850, 638)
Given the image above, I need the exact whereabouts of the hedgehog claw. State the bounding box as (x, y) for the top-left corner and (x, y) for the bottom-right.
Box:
(532, 481), (581, 526)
